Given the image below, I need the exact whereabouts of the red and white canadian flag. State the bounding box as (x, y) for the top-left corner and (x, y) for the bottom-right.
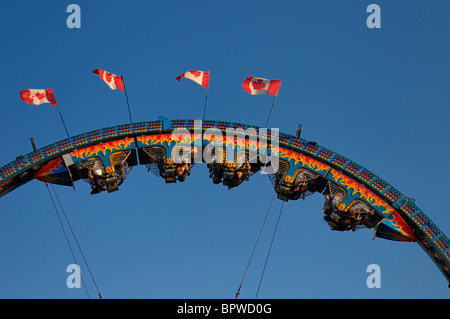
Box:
(92, 69), (124, 91)
(242, 76), (281, 96)
(176, 70), (209, 88)
(20, 89), (57, 106)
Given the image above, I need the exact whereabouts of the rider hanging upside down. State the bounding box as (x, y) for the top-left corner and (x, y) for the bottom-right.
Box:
(207, 159), (223, 184)
(231, 160), (251, 189)
(207, 159), (252, 189)
(322, 194), (364, 231)
(176, 159), (191, 182)
(88, 168), (107, 195)
(289, 174), (309, 200)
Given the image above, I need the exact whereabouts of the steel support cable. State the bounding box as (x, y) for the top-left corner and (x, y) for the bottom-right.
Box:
(255, 201), (285, 299)
(45, 183), (91, 299)
(235, 192), (277, 299)
(49, 184), (103, 299)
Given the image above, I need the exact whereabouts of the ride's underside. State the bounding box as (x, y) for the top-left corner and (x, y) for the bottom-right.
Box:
(1, 117), (449, 285)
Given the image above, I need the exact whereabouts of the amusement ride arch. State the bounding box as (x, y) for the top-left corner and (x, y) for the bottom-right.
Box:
(1, 117), (449, 290)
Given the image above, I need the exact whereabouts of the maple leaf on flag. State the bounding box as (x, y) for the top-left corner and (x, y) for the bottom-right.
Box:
(35, 91), (46, 100)
(251, 79), (268, 91)
(189, 70), (202, 78)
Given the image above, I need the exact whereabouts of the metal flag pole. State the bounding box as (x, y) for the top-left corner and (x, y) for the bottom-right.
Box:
(55, 104), (71, 139)
(203, 86), (209, 121)
(121, 74), (133, 124)
(264, 95), (277, 128)
(203, 71), (210, 121)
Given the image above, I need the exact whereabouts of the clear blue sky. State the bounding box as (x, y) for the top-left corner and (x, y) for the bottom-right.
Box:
(0, 0), (449, 299)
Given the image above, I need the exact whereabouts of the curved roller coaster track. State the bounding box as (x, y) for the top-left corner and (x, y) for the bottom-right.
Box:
(1, 117), (449, 288)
